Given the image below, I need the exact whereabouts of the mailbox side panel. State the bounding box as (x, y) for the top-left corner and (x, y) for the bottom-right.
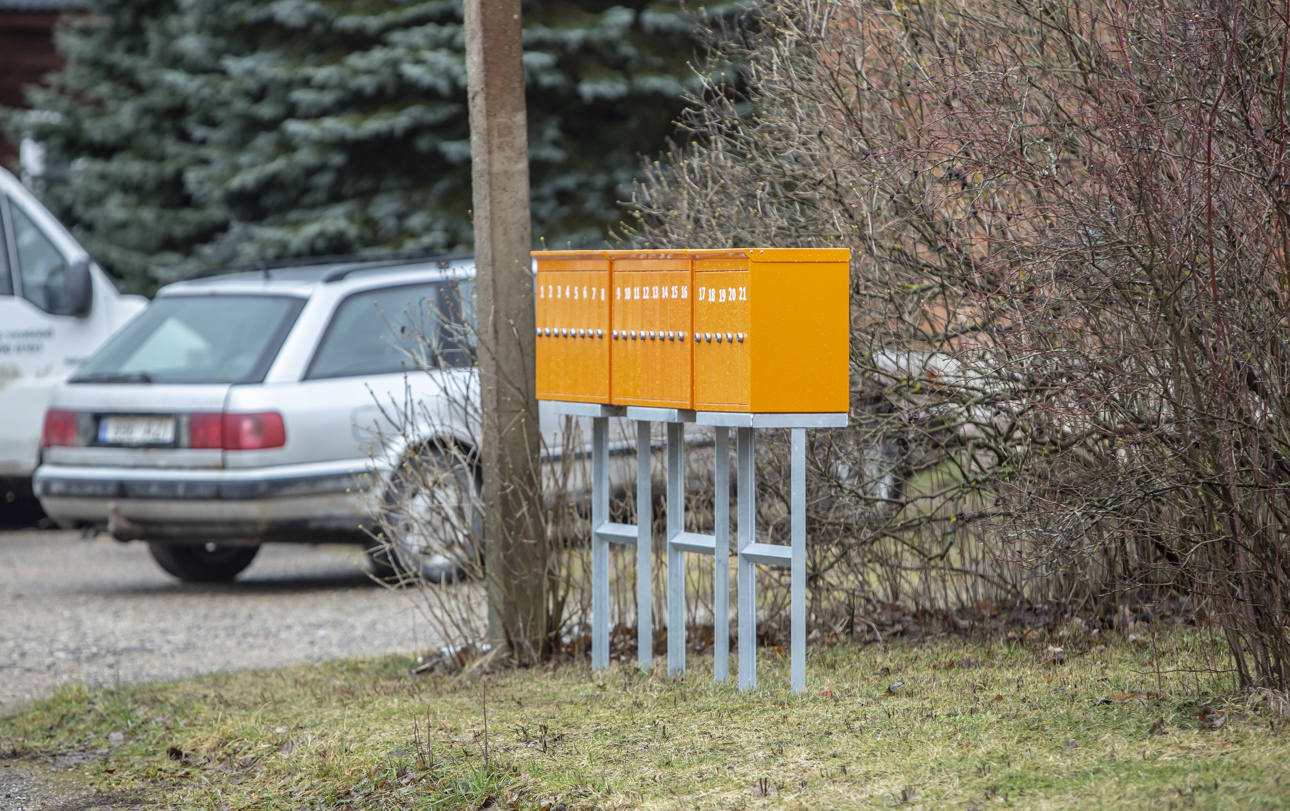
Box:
(609, 254), (693, 408)
(534, 252), (611, 403)
(748, 249), (850, 413)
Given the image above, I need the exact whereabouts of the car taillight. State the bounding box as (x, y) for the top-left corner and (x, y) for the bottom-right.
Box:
(187, 411), (286, 450)
(222, 412), (286, 450)
(41, 409), (80, 447)
(189, 413), (224, 449)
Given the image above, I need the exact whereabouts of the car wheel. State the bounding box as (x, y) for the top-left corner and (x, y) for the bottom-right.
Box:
(371, 446), (481, 584)
(147, 541), (260, 583)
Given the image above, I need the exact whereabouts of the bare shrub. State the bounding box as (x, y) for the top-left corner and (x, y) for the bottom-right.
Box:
(629, 0), (1290, 689)
(355, 284), (603, 666)
(625, 0), (1042, 623)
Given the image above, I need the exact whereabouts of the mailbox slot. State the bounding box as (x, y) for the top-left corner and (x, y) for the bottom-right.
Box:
(609, 252), (692, 408)
(693, 253), (750, 410)
(534, 251), (611, 403)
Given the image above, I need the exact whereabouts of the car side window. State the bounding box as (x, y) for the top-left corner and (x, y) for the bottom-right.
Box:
(0, 203), (12, 296)
(305, 281), (475, 381)
(11, 202), (71, 314)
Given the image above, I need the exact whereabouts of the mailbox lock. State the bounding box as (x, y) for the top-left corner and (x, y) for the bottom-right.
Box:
(737, 332), (745, 342)
(715, 333), (723, 343)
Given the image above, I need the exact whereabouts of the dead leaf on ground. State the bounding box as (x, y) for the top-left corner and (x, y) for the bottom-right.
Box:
(1199, 706), (1227, 729)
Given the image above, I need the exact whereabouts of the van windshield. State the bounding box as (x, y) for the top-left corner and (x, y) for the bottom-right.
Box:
(72, 295), (304, 384)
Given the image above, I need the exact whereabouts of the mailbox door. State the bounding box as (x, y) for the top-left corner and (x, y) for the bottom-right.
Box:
(609, 253), (691, 408)
(535, 253), (610, 403)
(693, 262), (751, 411)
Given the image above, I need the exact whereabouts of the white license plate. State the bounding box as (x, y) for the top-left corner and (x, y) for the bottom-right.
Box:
(99, 415), (175, 446)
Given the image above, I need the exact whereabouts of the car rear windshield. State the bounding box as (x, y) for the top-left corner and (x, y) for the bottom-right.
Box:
(72, 295), (305, 384)
(305, 280), (474, 380)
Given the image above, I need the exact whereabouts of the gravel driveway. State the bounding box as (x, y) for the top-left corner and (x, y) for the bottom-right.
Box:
(0, 529), (442, 717)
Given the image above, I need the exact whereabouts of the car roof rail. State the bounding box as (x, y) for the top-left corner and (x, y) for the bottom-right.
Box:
(320, 253), (475, 283)
(180, 250), (474, 283)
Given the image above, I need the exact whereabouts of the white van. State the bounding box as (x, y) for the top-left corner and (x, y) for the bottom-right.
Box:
(0, 167), (147, 512)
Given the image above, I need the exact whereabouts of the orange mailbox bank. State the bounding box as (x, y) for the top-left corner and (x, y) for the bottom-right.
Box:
(608, 251), (693, 409)
(533, 251), (611, 403)
(691, 248), (850, 413)
(534, 247), (850, 414)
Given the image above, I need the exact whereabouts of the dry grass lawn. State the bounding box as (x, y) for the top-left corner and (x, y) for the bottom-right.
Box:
(3, 629), (1289, 809)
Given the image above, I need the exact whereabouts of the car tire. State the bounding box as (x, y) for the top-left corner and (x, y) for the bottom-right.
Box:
(147, 541), (260, 583)
(370, 446), (481, 585)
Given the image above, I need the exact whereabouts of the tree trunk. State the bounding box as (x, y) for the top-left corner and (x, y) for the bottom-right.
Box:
(464, 0), (546, 664)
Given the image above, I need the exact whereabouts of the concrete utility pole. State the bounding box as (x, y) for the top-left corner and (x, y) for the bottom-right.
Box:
(464, 0), (546, 663)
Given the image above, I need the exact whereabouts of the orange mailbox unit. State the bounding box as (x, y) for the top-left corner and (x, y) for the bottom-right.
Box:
(608, 251), (692, 409)
(691, 248), (850, 413)
(533, 251), (610, 403)
(533, 247), (850, 414)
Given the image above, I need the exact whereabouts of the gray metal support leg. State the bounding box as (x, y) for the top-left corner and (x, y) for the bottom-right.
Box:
(736, 427), (757, 690)
(591, 417), (609, 670)
(666, 422), (685, 676)
(791, 428), (806, 694)
(713, 427), (730, 683)
(636, 421), (653, 668)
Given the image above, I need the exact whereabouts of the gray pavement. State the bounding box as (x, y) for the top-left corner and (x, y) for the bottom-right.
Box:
(0, 530), (441, 718)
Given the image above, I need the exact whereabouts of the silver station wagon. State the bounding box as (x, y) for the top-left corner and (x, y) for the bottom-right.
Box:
(34, 255), (617, 582)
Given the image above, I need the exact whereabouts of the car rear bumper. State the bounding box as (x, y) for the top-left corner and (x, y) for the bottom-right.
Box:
(34, 460), (387, 542)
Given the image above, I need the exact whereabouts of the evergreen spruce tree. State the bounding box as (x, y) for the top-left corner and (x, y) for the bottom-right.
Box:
(6, 0), (737, 293)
